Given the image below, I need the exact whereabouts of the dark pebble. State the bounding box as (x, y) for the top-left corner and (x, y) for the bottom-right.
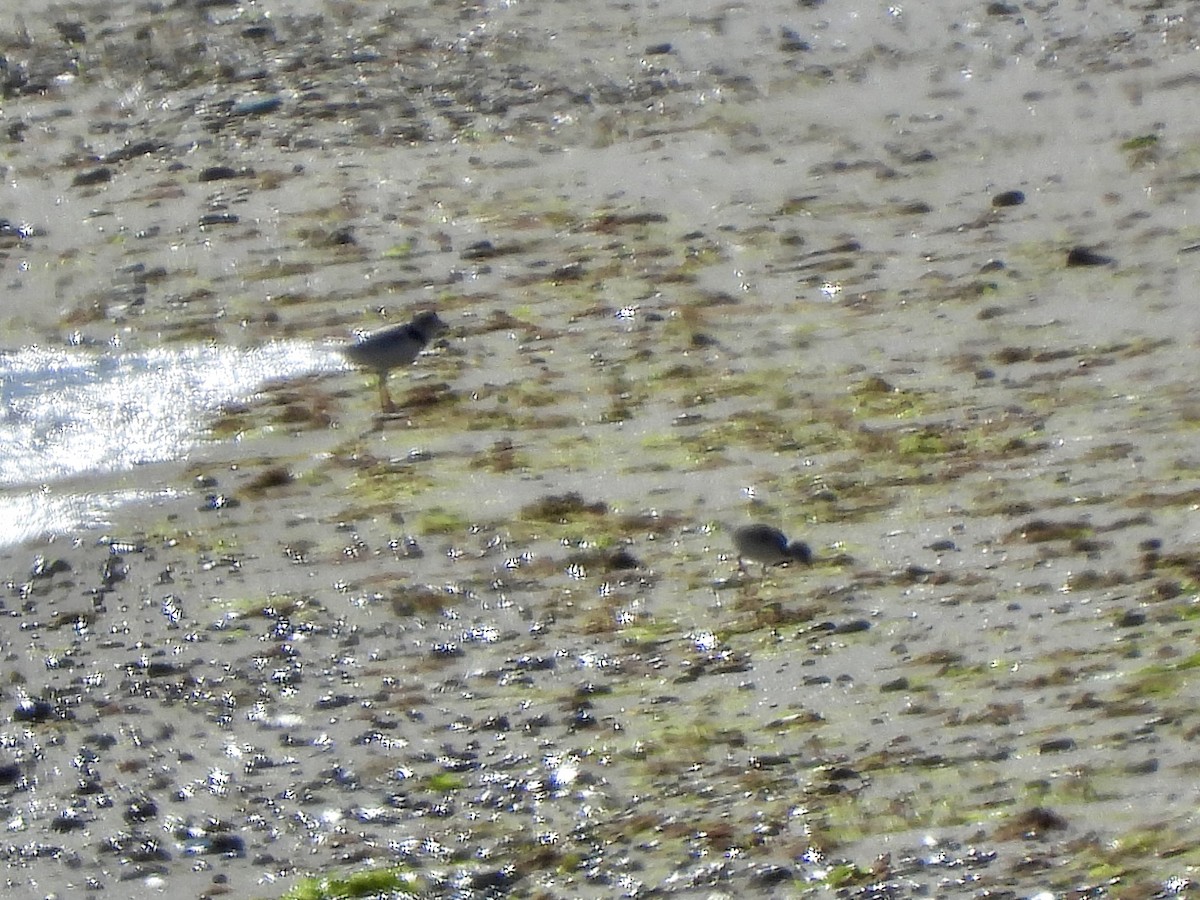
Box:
(1116, 609), (1146, 628)
(208, 834), (246, 857)
(903, 565), (935, 582)
(471, 869), (517, 890)
(1000, 806), (1068, 839)
(832, 619), (870, 635)
(133, 266), (167, 284)
(1126, 757), (1158, 775)
(101, 557), (127, 589)
(198, 165), (239, 182)
(326, 765), (358, 787)
(992, 190), (1025, 207)
(516, 654), (555, 671)
(1066, 246), (1113, 267)
(606, 549), (641, 570)
(124, 796), (159, 824)
(461, 239), (498, 260)
(551, 262), (586, 282)
(199, 213), (239, 228)
(927, 539), (958, 552)
(76, 777), (103, 795)
(54, 21), (87, 44)
(569, 708), (597, 730)
(986, 1), (1020, 14)
(89, 733), (118, 751)
(31, 556), (72, 579)
(50, 810), (87, 832)
(103, 140), (160, 164)
(752, 754), (790, 768)
(779, 28), (809, 52)
(644, 42), (673, 55)
(231, 95), (282, 116)
(13, 698), (54, 723)
(125, 839), (171, 863)
(749, 864), (795, 887)
(200, 493), (240, 511)
(0, 762), (21, 784)
(72, 167), (112, 187)
(1038, 737), (1076, 754)
(880, 677), (909, 692)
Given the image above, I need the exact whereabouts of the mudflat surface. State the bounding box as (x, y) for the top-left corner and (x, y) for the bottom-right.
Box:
(2, 1), (1200, 898)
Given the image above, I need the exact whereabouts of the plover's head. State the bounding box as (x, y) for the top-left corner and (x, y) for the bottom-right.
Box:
(412, 310), (448, 339)
(785, 541), (813, 566)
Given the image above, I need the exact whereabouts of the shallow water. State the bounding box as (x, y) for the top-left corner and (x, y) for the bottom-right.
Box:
(0, 341), (343, 544)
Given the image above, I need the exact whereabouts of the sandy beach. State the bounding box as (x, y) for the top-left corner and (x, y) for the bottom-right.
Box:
(2, 1), (1200, 897)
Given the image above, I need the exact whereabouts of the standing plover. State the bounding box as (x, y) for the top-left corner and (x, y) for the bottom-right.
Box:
(343, 310), (447, 413)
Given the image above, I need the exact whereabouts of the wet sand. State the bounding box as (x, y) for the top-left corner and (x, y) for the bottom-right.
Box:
(3, 1), (1200, 897)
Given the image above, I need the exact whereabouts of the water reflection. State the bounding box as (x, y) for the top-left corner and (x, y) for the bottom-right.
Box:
(0, 341), (345, 547)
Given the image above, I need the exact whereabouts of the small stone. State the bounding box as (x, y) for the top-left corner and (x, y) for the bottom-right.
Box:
(779, 28), (809, 52)
(124, 796), (159, 824)
(231, 95), (282, 116)
(992, 190), (1025, 207)
(1066, 246), (1113, 267)
(13, 698), (54, 723)
(749, 864), (794, 887)
(832, 619), (870, 635)
(606, 549), (641, 571)
(31, 556), (72, 579)
(1125, 757), (1158, 776)
(1038, 737), (1076, 754)
(207, 834), (245, 857)
(199, 165), (239, 182)
(199, 213), (239, 228)
(72, 167), (112, 187)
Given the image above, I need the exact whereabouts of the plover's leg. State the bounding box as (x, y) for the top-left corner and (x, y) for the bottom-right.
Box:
(378, 376), (396, 414)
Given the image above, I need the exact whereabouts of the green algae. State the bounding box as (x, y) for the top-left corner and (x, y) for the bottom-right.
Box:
(416, 506), (471, 535)
(278, 867), (419, 900)
(426, 772), (467, 791)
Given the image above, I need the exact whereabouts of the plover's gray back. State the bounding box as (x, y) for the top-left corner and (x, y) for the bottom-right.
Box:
(343, 309), (447, 413)
(344, 310), (446, 374)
